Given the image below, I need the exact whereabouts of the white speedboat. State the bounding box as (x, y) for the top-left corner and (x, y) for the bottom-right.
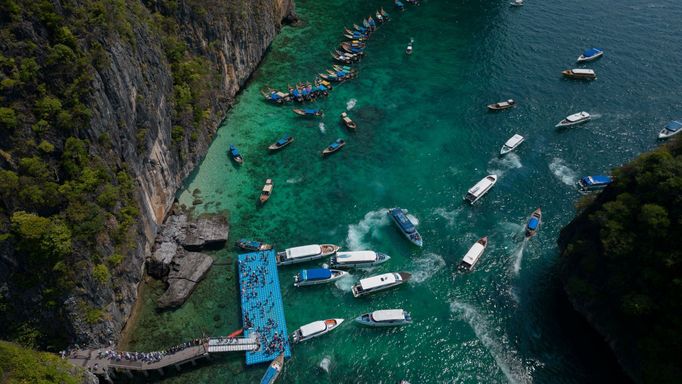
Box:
(562, 68), (596, 80)
(510, 0), (524, 6)
(463, 175), (498, 204)
(293, 268), (349, 287)
(500, 134), (525, 155)
(351, 272), (411, 298)
(388, 208), (423, 247)
(577, 48), (604, 63)
(458, 237), (488, 272)
(291, 318), (344, 343)
(406, 38), (413, 55)
(330, 251), (390, 268)
(658, 120), (682, 139)
(276, 244), (340, 266)
(355, 309), (412, 327)
(555, 111), (590, 127)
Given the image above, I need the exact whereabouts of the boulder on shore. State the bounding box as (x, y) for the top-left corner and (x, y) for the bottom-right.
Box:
(180, 214), (229, 250)
(157, 251), (214, 309)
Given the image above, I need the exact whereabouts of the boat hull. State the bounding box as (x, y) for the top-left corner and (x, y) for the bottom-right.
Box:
(351, 272), (411, 298)
(354, 317), (412, 327)
(292, 319), (344, 344)
(294, 270), (348, 287)
(276, 245), (340, 266)
(330, 253), (390, 268)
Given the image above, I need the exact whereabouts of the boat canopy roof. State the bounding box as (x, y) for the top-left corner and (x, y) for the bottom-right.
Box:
(581, 175), (612, 186)
(583, 48), (602, 57)
(571, 68), (595, 75)
(230, 145), (239, 154)
(302, 268), (332, 281)
(371, 309), (406, 322)
(566, 112), (589, 122)
(467, 175), (497, 195)
(335, 251), (377, 263)
(330, 142), (340, 149)
(389, 208), (416, 233)
(360, 273), (398, 290)
(304, 109), (318, 114)
(276, 135), (290, 145)
(527, 217), (540, 230)
(665, 120), (682, 132)
(287, 245), (322, 259)
(462, 242), (485, 265)
(504, 134), (524, 147)
(299, 321), (327, 337)
(262, 184), (273, 193)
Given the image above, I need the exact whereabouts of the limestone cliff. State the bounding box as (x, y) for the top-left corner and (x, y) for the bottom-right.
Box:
(0, 0), (295, 349)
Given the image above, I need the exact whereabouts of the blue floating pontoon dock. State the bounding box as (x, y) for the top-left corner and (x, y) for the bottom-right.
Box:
(238, 250), (291, 365)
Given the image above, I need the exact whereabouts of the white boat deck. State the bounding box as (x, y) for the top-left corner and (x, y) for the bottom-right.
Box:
(360, 273), (398, 290)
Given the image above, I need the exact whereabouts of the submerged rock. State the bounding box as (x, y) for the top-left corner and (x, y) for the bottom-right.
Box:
(157, 251), (214, 309)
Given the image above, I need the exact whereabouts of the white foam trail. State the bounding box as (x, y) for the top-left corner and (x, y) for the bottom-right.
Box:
(319, 356), (331, 373)
(334, 273), (355, 292)
(450, 300), (530, 384)
(548, 158), (577, 186)
(411, 253), (446, 283)
(346, 98), (357, 110)
(434, 207), (461, 227)
(487, 153), (522, 177)
(286, 177), (303, 184)
(406, 213), (420, 225)
(512, 240), (527, 275)
(319, 122), (326, 133)
(346, 209), (390, 250)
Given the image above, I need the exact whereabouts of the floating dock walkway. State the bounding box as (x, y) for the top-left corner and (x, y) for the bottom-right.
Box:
(238, 250), (291, 365)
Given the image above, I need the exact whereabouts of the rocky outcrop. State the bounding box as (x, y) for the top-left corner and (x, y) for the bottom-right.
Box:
(62, 1), (295, 346)
(157, 251), (214, 309)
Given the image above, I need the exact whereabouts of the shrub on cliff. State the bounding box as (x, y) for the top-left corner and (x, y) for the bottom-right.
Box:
(558, 138), (682, 383)
(0, 340), (86, 384)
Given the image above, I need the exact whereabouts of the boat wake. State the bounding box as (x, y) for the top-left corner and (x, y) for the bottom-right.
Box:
(319, 355), (332, 373)
(319, 122), (327, 133)
(450, 300), (531, 384)
(487, 153), (522, 177)
(346, 98), (357, 110)
(548, 157), (577, 186)
(286, 176), (303, 184)
(433, 207), (462, 227)
(346, 209), (390, 250)
(411, 253), (446, 283)
(334, 273), (355, 292)
(511, 240), (527, 275)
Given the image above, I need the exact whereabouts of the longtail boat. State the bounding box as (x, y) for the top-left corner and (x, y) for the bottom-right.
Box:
(269, 134), (294, 151)
(260, 179), (273, 204)
(228, 144), (243, 164)
(341, 112), (357, 130)
(322, 138), (346, 156)
(293, 108), (323, 117)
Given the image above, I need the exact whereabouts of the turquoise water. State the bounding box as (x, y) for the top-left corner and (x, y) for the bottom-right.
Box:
(126, 0), (682, 382)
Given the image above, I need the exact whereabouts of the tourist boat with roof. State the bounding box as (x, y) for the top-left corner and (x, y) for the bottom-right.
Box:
(458, 237), (488, 272)
(228, 144), (243, 164)
(352, 272), (411, 298)
(658, 120), (682, 139)
(293, 108), (323, 117)
(330, 251), (390, 268)
(355, 309), (412, 327)
(388, 208), (423, 247)
(525, 208), (542, 238)
(331, 50), (360, 64)
(340, 112), (357, 130)
(293, 268), (349, 287)
(487, 99), (515, 110)
(268, 134), (294, 151)
(236, 239), (273, 252)
(341, 42), (364, 54)
(562, 68), (596, 80)
(500, 134), (524, 155)
(261, 89), (291, 104)
(406, 38), (413, 55)
(464, 175), (497, 204)
(276, 244), (341, 266)
(577, 175), (613, 193)
(260, 179), (273, 204)
(322, 139), (346, 156)
(260, 353), (284, 384)
(577, 48), (604, 63)
(555, 111), (591, 127)
(291, 318), (344, 343)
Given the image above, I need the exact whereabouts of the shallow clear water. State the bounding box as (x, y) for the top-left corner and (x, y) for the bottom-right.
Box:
(125, 0), (682, 382)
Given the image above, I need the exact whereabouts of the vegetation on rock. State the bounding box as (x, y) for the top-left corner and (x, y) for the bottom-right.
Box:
(558, 137), (682, 383)
(0, 340), (87, 384)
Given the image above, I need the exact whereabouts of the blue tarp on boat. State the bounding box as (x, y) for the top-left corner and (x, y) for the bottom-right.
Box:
(230, 145), (239, 155)
(302, 268), (332, 281)
(390, 208), (416, 233)
(276, 135), (290, 146)
(304, 109), (318, 114)
(291, 89), (300, 97)
(665, 120), (682, 132)
(242, 240), (261, 248)
(527, 217), (539, 230)
(583, 48), (602, 57)
(330, 143), (340, 149)
(582, 175), (611, 186)
(270, 93), (281, 100)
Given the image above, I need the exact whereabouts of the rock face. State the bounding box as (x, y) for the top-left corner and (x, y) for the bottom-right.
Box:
(181, 215), (230, 250)
(60, 1), (295, 346)
(157, 251), (214, 309)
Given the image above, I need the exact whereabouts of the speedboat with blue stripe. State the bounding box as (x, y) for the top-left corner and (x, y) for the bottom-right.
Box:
(355, 309), (412, 327)
(577, 48), (604, 63)
(260, 353), (284, 384)
(525, 208), (542, 238)
(658, 120), (682, 139)
(293, 268), (349, 287)
(388, 208), (423, 247)
(577, 175), (613, 193)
